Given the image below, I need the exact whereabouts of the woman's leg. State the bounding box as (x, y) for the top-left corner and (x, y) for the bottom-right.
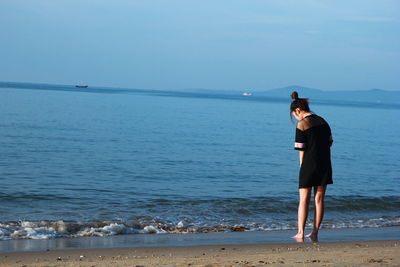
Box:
(292, 187), (312, 240)
(307, 185), (327, 239)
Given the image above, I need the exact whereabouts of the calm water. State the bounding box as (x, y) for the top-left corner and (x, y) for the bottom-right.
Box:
(0, 87), (399, 240)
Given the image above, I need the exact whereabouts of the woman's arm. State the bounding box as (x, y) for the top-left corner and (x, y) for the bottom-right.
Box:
(299, 150), (304, 166)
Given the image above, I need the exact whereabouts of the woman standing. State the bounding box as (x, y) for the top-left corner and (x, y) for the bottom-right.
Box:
(290, 91), (333, 242)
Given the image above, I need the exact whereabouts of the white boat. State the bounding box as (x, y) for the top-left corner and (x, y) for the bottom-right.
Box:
(242, 92), (252, 96)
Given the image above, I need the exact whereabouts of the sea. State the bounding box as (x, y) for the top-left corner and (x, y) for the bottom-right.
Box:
(0, 85), (399, 242)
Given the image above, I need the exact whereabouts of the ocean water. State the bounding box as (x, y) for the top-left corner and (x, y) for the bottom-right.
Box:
(0, 87), (399, 240)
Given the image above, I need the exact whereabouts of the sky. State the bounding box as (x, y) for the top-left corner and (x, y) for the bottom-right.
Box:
(0, 0), (399, 91)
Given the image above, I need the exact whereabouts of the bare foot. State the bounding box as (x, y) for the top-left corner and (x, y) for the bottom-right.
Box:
(306, 232), (318, 243)
(291, 233), (304, 243)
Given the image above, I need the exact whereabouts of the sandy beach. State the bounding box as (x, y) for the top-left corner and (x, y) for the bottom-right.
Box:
(0, 240), (398, 267)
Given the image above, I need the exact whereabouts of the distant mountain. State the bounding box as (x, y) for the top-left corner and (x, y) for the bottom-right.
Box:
(255, 85), (324, 99)
(251, 85), (400, 105)
(1, 81), (399, 107)
(183, 85), (400, 105)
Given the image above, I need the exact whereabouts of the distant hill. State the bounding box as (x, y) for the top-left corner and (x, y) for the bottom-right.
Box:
(1, 81), (399, 107)
(257, 85), (324, 98)
(183, 85), (400, 105)
(259, 85), (400, 104)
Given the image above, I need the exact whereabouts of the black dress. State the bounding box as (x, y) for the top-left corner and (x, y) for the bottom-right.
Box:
(294, 114), (333, 188)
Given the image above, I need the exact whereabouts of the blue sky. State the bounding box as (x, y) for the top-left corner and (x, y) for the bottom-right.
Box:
(0, 0), (399, 91)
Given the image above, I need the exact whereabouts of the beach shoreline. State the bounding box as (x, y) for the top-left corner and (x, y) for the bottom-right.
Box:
(0, 240), (398, 266)
(1, 227), (399, 266)
(1, 226), (399, 253)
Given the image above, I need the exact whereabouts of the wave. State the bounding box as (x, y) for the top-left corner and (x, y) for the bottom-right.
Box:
(0, 216), (399, 241)
(2, 194), (398, 211)
(0, 192), (77, 202)
(178, 195), (400, 212)
(1, 195), (398, 240)
(327, 195), (400, 211)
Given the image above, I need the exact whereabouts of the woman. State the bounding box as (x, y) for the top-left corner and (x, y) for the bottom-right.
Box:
(290, 91), (333, 242)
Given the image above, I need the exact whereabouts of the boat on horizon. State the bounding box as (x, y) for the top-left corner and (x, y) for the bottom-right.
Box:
(242, 92), (252, 96)
(75, 85), (88, 88)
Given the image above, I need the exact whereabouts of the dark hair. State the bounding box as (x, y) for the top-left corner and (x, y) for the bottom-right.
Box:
(290, 91), (310, 120)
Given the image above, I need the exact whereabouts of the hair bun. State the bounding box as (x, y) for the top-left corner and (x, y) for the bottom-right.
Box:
(291, 91), (299, 100)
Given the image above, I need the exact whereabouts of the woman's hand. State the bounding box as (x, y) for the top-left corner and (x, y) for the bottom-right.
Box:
(299, 151), (304, 166)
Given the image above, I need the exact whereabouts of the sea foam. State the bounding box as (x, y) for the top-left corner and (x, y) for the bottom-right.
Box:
(0, 217), (398, 240)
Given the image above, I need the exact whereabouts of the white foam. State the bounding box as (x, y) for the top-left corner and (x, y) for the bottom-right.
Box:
(54, 220), (68, 233)
(20, 221), (37, 228)
(76, 223), (140, 237)
(10, 226), (58, 239)
(101, 223), (139, 235)
(143, 225), (167, 234)
(0, 217), (398, 240)
(0, 225), (12, 240)
(176, 221), (188, 228)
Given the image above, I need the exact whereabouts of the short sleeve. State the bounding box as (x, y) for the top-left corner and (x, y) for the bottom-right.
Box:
(294, 128), (307, 150)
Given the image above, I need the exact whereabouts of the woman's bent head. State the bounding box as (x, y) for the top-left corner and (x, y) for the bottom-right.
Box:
(290, 91), (310, 121)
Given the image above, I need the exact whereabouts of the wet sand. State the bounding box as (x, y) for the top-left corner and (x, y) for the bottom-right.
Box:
(0, 240), (398, 266)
